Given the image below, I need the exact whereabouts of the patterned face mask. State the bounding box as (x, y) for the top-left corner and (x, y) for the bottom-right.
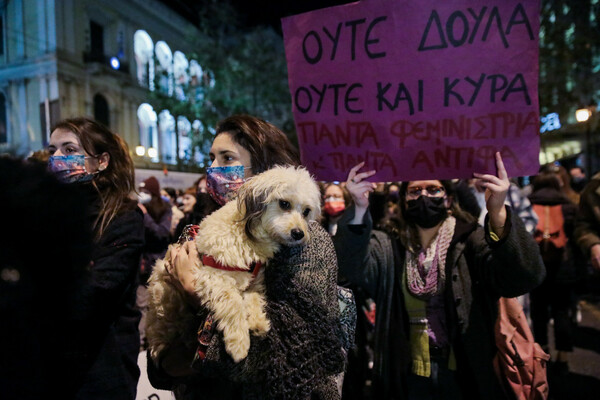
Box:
(323, 196), (346, 217)
(206, 165), (248, 206)
(48, 154), (98, 184)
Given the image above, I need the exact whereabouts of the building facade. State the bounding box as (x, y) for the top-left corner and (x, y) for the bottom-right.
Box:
(0, 0), (210, 173)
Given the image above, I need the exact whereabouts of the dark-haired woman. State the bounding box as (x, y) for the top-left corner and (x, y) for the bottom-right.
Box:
(47, 117), (144, 399)
(148, 115), (344, 399)
(333, 155), (545, 399)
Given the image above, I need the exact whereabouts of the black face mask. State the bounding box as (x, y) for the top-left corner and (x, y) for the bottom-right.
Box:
(404, 196), (448, 228)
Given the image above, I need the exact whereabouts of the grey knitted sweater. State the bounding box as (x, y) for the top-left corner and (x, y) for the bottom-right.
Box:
(151, 222), (345, 399)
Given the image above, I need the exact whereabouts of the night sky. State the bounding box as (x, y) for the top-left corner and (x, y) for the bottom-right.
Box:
(230, 0), (355, 30)
(160, 0), (355, 32)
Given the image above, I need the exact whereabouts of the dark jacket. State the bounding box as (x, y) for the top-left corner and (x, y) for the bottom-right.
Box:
(574, 172), (600, 257)
(0, 158), (92, 400)
(529, 187), (580, 284)
(71, 193), (145, 400)
(333, 205), (545, 399)
(140, 200), (172, 282)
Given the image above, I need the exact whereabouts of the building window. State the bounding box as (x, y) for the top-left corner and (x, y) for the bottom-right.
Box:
(134, 30), (154, 89)
(93, 94), (109, 127)
(177, 116), (191, 161)
(0, 92), (7, 143)
(155, 41), (173, 96)
(90, 21), (104, 60)
(173, 51), (189, 101)
(158, 109), (176, 164)
(137, 103), (158, 161)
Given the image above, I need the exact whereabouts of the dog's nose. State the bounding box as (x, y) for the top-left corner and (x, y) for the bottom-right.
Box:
(291, 229), (304, 240)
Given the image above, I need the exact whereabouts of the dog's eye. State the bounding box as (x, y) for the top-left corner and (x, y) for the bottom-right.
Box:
(279, 200), (291, 210)
(303, 208), (311, 217)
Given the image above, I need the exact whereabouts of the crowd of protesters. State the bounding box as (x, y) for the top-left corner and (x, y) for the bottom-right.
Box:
(1, 113), (600, 400)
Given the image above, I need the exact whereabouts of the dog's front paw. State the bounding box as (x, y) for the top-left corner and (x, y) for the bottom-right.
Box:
(244, 292), (270, 335)
(224, 331), (251, 363)
(248, 311), (270, 336)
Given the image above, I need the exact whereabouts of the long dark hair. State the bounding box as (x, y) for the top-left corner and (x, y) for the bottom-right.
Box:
(384, 180), (476, 250)
(145, 194), (169, 222)
(215, 115), (300, 173)
(51, 117), (135, 238)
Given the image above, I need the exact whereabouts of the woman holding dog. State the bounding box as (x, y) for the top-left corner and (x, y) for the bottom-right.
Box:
(47, 117), (145, 399)
(147, 115), (345, 399)
(332, 153), (546, 399)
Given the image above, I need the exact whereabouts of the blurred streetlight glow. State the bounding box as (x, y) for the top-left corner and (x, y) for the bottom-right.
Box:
(110, 57), (120, 70)
(135, 145), (146, 156)
(576, 108), (592, 122)
(147, 147), (158, 158)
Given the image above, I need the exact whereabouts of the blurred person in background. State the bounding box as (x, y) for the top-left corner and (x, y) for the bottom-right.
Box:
(322, 182), (351, 236)
(569, 166), (587, 193)
(574, 171), (600, 299)
(137, 176), (172, 350)
(172, 186), (221, 240)
(528, 171), (579, 375)
(181, 187), (197, 215)
(195, 174), (208, 194)
(162, 186), (185, 235)
(160, 187), (184, 238)
(138, 176), (172, 283)
(554, 164), (580, 205)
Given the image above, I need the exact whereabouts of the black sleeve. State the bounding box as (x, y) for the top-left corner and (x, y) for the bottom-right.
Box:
(73, 206), (144, 324)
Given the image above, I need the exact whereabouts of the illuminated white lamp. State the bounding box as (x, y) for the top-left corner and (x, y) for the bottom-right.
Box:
(135, 145), (146, 156)
(147, 147), (158, 158)
(576, 108), (591, 122)
(110, 57), (120, 70)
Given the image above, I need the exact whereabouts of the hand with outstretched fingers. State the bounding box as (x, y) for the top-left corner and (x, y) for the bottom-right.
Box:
(345, 162), (377, 224)
(473, 152), (509, 234)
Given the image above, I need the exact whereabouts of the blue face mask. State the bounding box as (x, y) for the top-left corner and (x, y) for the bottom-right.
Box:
(48, 155), (98, 184)
(206, 165), (247, 206)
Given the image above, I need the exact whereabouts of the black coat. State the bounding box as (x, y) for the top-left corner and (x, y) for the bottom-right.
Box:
(0, 158), (92, 400)
(334, 205), (545, 399)
(69, 192), (145, 400)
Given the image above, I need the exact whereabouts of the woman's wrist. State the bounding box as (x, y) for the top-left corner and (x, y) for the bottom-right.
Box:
(488, 206), (507, 235)
(350, 205), (368, 225)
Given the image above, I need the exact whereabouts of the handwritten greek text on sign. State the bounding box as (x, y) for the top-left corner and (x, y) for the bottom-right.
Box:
(282, 0), (540, 181)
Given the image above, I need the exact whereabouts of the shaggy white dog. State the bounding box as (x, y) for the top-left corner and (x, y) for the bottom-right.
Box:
(146, 166), (322, 363)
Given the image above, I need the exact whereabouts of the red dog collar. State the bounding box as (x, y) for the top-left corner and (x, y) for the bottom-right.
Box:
(201, 254), (263, 278)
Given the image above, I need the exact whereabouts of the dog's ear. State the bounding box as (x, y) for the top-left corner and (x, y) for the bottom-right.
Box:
(237, 177), (269, 242)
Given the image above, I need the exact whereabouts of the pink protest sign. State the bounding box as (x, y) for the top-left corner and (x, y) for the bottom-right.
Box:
(282, 0), (540, 182)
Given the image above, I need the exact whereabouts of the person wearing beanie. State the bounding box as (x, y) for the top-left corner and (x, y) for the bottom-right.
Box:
(140, 176), (161, 198)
